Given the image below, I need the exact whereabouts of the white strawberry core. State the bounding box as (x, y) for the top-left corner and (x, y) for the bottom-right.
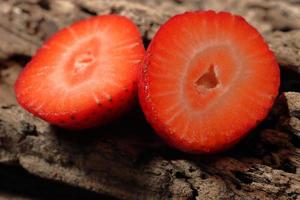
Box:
(73, 50), (95, 73)
(195, 64), (219, 91)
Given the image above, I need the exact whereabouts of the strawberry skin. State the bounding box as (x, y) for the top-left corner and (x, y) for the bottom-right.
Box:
(138, 11), (280, 153)
(15, 15), (145, 129)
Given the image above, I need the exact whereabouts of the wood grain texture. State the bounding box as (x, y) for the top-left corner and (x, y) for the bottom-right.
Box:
(0, 0), (300, 199)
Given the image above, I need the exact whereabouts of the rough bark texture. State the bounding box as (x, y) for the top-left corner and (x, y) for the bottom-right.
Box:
(1, 0), (300, 199)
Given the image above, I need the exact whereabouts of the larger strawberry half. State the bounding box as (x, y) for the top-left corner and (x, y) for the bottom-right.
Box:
(15, 15), (145, 129)
(138, 11), (280, 153)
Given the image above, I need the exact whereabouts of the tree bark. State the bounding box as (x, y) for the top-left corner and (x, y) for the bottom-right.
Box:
(1, 0), (300, 199)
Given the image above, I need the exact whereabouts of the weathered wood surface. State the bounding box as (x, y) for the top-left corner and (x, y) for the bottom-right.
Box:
(0, 0), (300, 199)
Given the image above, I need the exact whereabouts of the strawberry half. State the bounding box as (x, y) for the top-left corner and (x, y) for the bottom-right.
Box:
(138, 11), (280, 153)
(15, 15), (145, 129)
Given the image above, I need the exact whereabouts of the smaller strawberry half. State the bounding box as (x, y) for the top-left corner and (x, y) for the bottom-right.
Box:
(138, 11), (280, 153)
(15, 15), (145, 129)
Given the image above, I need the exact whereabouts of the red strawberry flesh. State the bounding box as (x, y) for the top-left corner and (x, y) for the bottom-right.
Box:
(138, 11), (280, 153)
(15, 15), (145, 129)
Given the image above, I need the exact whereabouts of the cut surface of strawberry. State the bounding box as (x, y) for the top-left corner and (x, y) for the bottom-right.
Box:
(138, 11), (280, 153)
(15, 15), (145, 129)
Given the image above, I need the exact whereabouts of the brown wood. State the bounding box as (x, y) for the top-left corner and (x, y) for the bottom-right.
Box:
(1, 0), (300, 199)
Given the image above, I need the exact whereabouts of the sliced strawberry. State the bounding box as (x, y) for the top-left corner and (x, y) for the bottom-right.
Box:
(138, 11), (280, 153)
(15, 15), (145, 129)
